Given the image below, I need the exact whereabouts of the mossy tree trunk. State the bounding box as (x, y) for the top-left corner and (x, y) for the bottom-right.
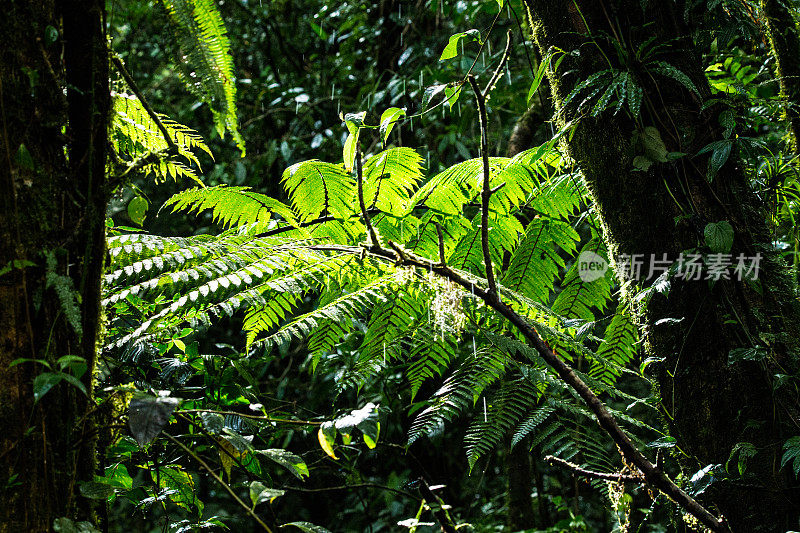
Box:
(762, 0), (800, 154)
(0, 1), (108, 531)
(524, 1), (800, 531)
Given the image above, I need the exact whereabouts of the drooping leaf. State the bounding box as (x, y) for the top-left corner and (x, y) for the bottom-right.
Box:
(128, 394), (181, 447)
(439, 29), (480, 61)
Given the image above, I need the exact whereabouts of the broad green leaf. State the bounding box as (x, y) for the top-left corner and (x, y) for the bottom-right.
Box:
(727, 346), (767, 364)
(53, 518), (101, 533)
(379, 107), (406, 143)
(257, 448), (310, 480)
(152, 467), (202, 515)
(444, 85), (462, 109)
(342, 112), (365, 172)
(249, 481), (285, 508)
(33, 372), (63, 402)
(647, 436), (677, 448)
(421, 84), (447, 111)
(704, 221), (734, 253)
(439, 29), (480, 61)
(128, 394), (181, 447)
(127, 197), (148, 226)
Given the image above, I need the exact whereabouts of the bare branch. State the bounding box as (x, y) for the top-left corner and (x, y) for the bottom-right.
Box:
(545, 455), (640, 482)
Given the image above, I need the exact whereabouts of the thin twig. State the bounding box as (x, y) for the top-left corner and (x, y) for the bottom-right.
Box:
(545, 455), (640, 482)
(467, 74), (497, 294)
(356, 141), (380, 247)
(111, 54), (178, 153)
(282, 483), (420, 501)
(163, 432), (273, 532)
(484, 30), (513, 96)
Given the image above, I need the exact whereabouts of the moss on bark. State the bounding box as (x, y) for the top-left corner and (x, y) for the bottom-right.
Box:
(525, 1), (800, 530)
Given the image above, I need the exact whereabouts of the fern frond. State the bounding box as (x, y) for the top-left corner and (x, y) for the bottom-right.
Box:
(552, 238), (613, 321)
(163, 186), (297, 231)
(448, 214), (520, 276)
(248, 274), (396, 352)
(511, 405), (555, 448)
(590, 303), (639, 385)
(363, 147), (425, 216)
(161, 0), (244, 154)
(408, 348), (507, 445)
(111, 92), (211, 184)
(406, 334), (457, 400)
(464, 375), (541, 470)
(282, 160), (357, 222)
(502, 218), (579, 303)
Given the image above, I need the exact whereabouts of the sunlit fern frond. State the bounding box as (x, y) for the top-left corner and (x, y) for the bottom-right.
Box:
(161, 0), (244, 155)
(163, 186), (297, 231)
(110, 92), (211, 184)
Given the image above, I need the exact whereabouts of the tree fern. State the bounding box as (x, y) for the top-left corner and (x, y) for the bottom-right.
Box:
(161, 0), (244, 154)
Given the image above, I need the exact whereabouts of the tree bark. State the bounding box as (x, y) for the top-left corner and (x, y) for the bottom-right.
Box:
(0, 1), (108, 531)
(524, 1), (800, 531)
(762, 0), (800, 154)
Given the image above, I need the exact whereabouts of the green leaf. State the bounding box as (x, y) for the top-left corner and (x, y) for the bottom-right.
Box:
(33, 372), (63, 402)
(704, 221), (734, 253)
(282, 522), (333, 533)
(127, 197), (149, 227)
(342, 111), (366, 172)
(727, 442), (757, 476)
(781, 436), (800, 476)
(249, 481), (285, 508)
(439, 29), (480, 61)
(128, 394), (181, 447)
(647, 436), (677, 448)
(422, 84), (447, 111)
(727, 346), (767, 364)
(379, 107), (406, 143)
(527, 56), (550, 105)
(444, 85), (462, 109)
(256, 449), (310, 480)
(53, 518), (101, 533)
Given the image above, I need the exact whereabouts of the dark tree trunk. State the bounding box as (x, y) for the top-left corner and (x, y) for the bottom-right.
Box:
(524, 1), (800, 531)
(0, 1), (108, 531)
(762, 0), (800, 154)
(505, 439), (537, 530)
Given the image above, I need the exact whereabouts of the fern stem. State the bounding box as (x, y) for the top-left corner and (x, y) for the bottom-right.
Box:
(356, 141), (380, 247)
(467, 74), (497, 295)
(111, 54), (179, 153)
(163, 432), (274, 532)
